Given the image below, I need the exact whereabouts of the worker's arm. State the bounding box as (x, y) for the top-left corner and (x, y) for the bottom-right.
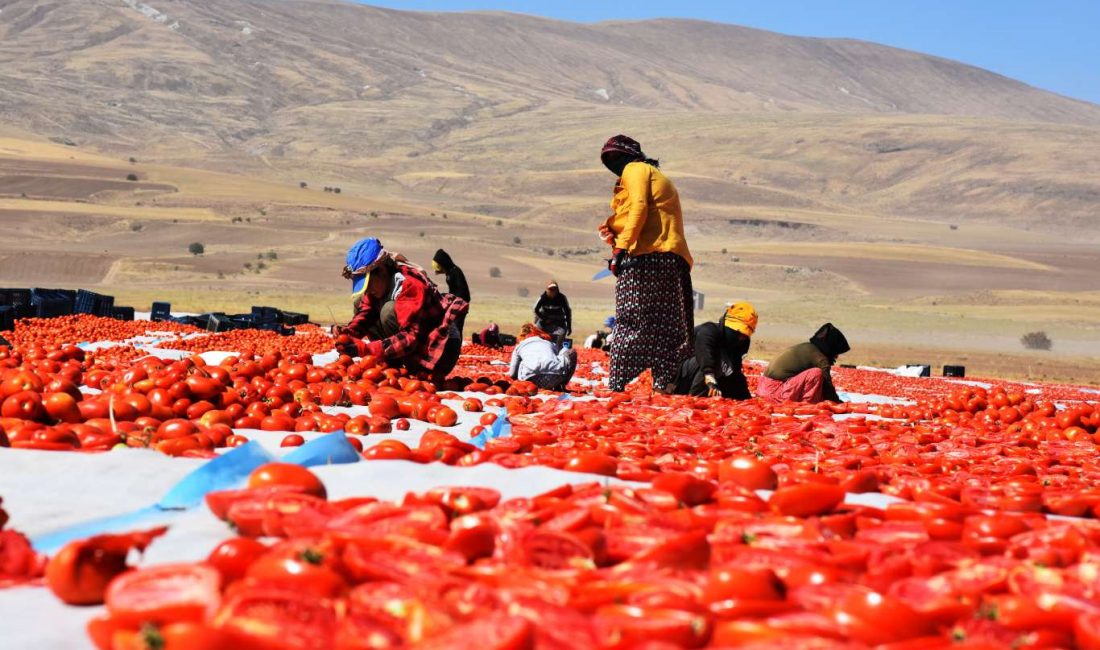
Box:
(613, 163), (651, 253)
(532, 295), (545, 320)
(342, 296), (378, 338)
(812, 351), (842, 403)
(563, 297), (572, 334)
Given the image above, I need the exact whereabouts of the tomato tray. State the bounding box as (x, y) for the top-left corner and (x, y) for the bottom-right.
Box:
(1, 315), (1099, 649)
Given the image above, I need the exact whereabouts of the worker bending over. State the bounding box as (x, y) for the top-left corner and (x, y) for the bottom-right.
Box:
(509, 323), (577, 391)
(672, 302), (757, 399)
(335, 237), (468, 380)
(757, 323), (849, 403)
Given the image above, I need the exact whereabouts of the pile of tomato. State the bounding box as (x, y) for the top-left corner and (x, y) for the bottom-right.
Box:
(33, 460), (1100, 649)
(4, 314), (1100, 648)
(158, 326), (337, 357)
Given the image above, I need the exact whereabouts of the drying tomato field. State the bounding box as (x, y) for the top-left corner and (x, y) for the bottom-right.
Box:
(2, 314), (1100, 649)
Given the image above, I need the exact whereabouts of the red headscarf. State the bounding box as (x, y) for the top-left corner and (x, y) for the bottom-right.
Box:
(600, 135), (645, 165)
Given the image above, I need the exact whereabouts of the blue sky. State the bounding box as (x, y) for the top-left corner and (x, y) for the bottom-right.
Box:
(355, 1), (1100, 105)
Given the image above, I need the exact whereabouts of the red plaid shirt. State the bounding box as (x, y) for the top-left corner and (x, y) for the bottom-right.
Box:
(344, 263), (467, 371)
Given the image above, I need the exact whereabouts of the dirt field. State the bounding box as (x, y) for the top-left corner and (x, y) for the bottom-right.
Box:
(0, 135), (1096, 384)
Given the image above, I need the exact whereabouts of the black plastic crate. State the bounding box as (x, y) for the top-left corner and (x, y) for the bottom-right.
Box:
(257, 321), (293, 336)
(94, 294), (115, 317)
(0, 306), (14, 332)
(280, 311), (309, 326)
(151, 302), (172, 321)
(112, 306), (135, 321)
(75, 289), (102, 314)
(36, 298), (73, 318)
(1, 289), (32, 307)
(206, 313), (237, 333)
(31, 288), (76, 310)
(14, 304), (35, 319)
(251, 306), (280, 323)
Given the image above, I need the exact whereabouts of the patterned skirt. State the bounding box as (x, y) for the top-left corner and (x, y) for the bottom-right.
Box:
(609, 252), (694, 392)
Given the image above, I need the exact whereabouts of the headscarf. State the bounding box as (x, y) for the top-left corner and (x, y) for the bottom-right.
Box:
(343, 237), (387, 300)
(811, 323), (850, 360)
(601, 135), (645, 164)
(604, 316), (616, 329)
(722, 302), (758, 337)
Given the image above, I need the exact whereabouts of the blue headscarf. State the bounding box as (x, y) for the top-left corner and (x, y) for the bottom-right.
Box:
(345, 238), (385, 299)
(604, 316), (616, 329)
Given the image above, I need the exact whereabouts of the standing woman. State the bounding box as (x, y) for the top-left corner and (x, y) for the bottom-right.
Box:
(598, 135), (694, 392)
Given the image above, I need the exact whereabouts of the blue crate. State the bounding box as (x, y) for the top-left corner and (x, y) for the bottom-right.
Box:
(31, 288), (76, 311)
(0, 306), (14, 332)
(151, 301), (172, 321)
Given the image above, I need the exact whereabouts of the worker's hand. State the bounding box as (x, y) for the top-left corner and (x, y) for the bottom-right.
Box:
(609, 248), (627, 276)
(331, 324), (346, 337)
(704, 374), (721, 398)
(598, 224), (614, 245)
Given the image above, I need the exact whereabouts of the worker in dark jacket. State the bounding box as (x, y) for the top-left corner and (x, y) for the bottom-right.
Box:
(673, 302), (757, 399)
(432, 249), (470, 334)
(533, 280), (571, 340)
(757, 323), (849, 403)
(431, 249), (470, 303)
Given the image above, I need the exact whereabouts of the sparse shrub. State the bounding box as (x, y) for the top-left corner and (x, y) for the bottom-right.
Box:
(442, 213), (447, 219)
(1021, 331), (1052, 351)
(126, 173), (138, 181)
(495, 220), (503, 227)
(188, 242), (204, 256)
(721, 248), (728, 254)
(259, 208), (266, 216)
(517, 287), (530, 298)
(231, 216), (243, 223)
(546, 249), (555, 257)
(246, 217), (251, 223)
(256, 261), (267, 270)
(130, 223), (143, 232)
(333, 187), (341, 194)
(243, 262), (252, 269)
(257, 253), (264, 259)
(419, 231), (425, 238)
(299, 181), (308, 189)
(513, 236), (522, 245)
(266, 251), (277, 260)
(129, 157), (137, 164)
(370, 211), (379, 218)
(949, 224), (959, 231)
(489, 266), (502, 279)
(217, 271), (225, 279)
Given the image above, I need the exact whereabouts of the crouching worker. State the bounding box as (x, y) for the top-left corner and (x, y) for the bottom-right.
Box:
(334, 237), (468, 381)
(509, 323), (577, 391)
(673, 302), (757, 399)
(757, 323), (849, 403)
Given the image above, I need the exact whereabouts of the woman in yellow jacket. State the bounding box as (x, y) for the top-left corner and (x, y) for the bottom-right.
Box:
(598, 134), (694, 392)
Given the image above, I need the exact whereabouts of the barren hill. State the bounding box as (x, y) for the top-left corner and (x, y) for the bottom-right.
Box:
(2, 0), (1099, 233)
(1, 0), (1100, 379)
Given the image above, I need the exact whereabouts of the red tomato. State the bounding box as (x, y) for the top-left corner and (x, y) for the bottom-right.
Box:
(768, 483), (845, 517)
(45, 527), (168, 605)
(213, 587), (339, 649)
(563, 452), (618, 477)
(718, 455), (778, 490)
(205, 537), (268, 583)
(106, 563), (221, 626)
(248, 463), (327, 500)
(280, 434), (306, 447)
(245, 552), (348, 597)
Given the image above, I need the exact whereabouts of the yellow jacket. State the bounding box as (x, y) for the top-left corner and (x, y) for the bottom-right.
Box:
(604, 162), (693, 268)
